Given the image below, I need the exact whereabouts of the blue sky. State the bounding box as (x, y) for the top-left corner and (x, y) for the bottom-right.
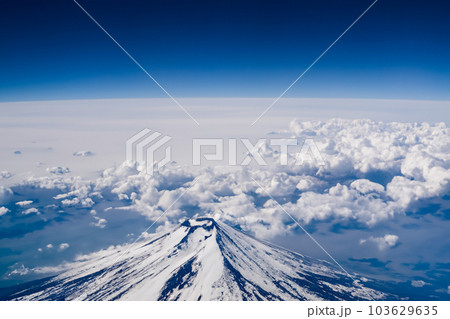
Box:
(1, 0), (450, 101)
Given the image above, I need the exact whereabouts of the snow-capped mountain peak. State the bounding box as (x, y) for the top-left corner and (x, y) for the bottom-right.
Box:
(5, 218), (391, 301)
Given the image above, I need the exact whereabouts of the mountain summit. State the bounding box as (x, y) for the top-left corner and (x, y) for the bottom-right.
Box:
(5, 218), (390, 300)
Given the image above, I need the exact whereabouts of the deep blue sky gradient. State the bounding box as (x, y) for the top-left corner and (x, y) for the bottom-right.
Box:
(1, 0), (449, 101)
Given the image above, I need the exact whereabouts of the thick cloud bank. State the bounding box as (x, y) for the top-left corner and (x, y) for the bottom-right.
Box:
(6, 119), (448, 240)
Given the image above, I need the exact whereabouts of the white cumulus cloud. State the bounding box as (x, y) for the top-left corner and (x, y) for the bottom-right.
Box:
(0, 206), (10, 216)
(22, 207), (39, 215)
(411, 280), (427, 287)
(16, 200), (33, 207)
(47, 166), (71, 175)
(58, 243), (70, 251)
(0, 171), (12, 179)
(360, 234), (399, 251)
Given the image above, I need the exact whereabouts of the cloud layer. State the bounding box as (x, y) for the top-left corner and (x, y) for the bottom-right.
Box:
(4, 119), (447, 241)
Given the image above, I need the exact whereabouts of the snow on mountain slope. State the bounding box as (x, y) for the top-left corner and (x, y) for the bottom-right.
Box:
(5, 218), (391, 301)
